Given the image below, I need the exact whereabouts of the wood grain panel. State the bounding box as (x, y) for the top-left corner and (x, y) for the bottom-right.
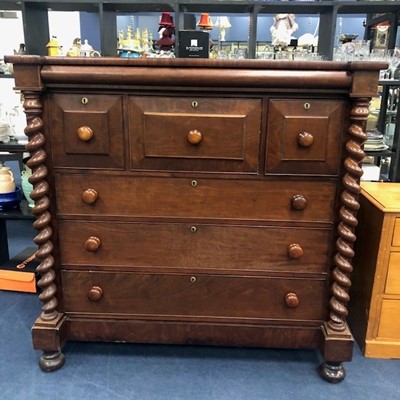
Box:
(61, 271), (327, 322)
(58, 220), (332, 273)
(55, 174), (336, 223)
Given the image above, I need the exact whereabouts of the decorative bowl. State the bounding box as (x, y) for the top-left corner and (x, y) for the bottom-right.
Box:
(0, 187), (22, 211)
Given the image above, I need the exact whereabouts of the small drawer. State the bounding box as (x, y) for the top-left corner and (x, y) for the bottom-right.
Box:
(384, 252), (400, 295)
(59, 220), (332, 273)
(129, 96), (262, 173)
(265, 99), (345, 175)
(378, 300), (400, 339)
(61, 271), (327, 323)
(49, 93), (124, 169)
(55, 174), (336, 223)
(393, 219), (400, 247)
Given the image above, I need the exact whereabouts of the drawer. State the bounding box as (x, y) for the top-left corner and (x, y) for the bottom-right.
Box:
(61, 271), (327, 322)
(384, 252), (400, 295)
(265, 99), (345, 175)
(59, 221), (332, 273)
(393, 218), (400, 247)
(378, 300), (400, 339)
(49, 93), (124, 169)
(129, 96), (262, 173)
(56, 174), (336, 223)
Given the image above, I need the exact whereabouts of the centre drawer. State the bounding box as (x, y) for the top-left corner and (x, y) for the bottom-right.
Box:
(129, 96), (262, 173)
(61, 271), (327, 323)
(55, 174), (336, 223)
(58, 221), (332, 273)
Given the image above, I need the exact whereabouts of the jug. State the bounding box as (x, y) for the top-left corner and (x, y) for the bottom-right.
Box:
(21, 160), (34, 208)
(8, 105), (28, 144)
(0, 104), (11, 143)
(0, 166), (16, 194)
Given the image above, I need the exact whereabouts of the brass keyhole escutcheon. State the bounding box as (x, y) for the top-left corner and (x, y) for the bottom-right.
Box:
(81, 97), (89, 105)
(303, 102), (311, 110)
(191, 101), (198, 108)
(190, 226), (197, 233)
(191, 180), (198, 187)
(190, 276), (197, 283)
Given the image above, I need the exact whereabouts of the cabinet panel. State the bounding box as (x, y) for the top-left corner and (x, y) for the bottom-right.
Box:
(393, 218), (400, 246)
(129, 96), (262, 173)
(58, 220), (332, 273)
(61, 271), (327, 322)
(265, 99), (345, 175)
(55, 174), (336, 223)
(385, 252), (400, 295)
(378, 300), (400, 339)
(49, 93), (125, 169)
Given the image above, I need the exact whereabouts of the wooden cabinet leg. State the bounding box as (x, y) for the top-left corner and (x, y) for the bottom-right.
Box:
(318, 361), (346, 383)
(39, 351), (65, 372)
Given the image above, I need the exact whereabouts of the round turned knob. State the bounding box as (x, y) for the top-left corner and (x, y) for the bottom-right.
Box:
(187, 129), (203, 145)
(88, 286), (103, 302)
(82, 188), (99, 204)
(288, 243), (304, 259)
(77, 126), (94, 142)
(84, 236), (101, 252)
(291, 194), (307, 211)
(297, 131), (314, 147)
(284, 292), (299, 308)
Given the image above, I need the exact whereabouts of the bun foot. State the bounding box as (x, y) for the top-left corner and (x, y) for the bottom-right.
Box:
(318, 362), (346, 383)
(39, 351), (65, 372)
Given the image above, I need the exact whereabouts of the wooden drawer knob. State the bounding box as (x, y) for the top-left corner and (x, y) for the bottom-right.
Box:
(187, 129), (203, 145)
(88, 286), (103, 302)
(288, 243), (304, 259)
(284, 292), (299, 308)
(297, 131), (314, 147)
(291, 194), (307, 211)
(77, 126), (94, 142)
(82, 188), (98, 204)
(85, 236), (101, 252)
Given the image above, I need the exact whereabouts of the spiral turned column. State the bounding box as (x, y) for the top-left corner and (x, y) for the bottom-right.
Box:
(23, 91), (58, 322)
(327, 98), (370, 332)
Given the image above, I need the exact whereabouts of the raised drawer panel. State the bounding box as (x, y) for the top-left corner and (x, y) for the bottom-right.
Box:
(393, 219), (400, 247)
(265, 99), (344, 175)
(55, 174), (336, 223)
(129, 96), (262, 173)
(384, 252), (400, 295)
(378, 300), (400, 339)
(49, 93), (125, 169)
(61, 271), (327, 322)
(58, 221), (331, 273)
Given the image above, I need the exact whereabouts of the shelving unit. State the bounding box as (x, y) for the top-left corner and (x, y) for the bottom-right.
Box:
(375, 80), (400, 181)
(0, 1), (399, 58)
(0, 142), (34, 265)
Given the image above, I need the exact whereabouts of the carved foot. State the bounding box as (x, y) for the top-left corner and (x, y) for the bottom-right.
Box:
(39, 351), (65, 372)
(318, 361), (346, 383)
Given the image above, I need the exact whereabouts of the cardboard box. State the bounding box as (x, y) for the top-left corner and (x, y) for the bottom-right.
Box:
(178, 30), (209, 58)
(0, 247), (38, 293)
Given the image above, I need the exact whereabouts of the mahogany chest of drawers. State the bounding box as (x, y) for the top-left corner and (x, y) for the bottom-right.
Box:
(6, 56), (385, 382)
(349, 182), (400, 358)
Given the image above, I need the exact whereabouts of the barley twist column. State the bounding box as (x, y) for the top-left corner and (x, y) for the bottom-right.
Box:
(24, 91), (58, 321)
(328, 97), (370, 332)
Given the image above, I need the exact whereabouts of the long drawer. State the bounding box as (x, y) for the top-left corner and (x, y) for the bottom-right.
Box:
(58, 221), (332, 273)
(55, 174), (336, 223)
(61, 271), (327, 323)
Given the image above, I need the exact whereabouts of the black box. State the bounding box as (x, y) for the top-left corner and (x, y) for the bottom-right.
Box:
(178, 30), (209, 58)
